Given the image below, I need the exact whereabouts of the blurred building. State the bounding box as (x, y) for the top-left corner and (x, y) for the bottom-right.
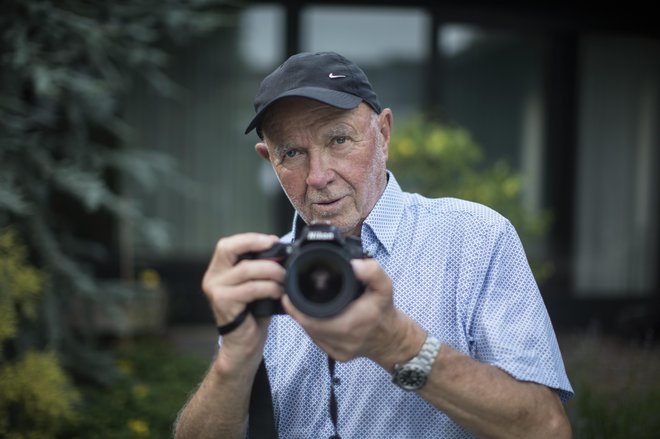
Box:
(124, 1), (659, 337)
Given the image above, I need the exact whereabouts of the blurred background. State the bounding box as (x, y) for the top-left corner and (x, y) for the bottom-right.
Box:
(1, 1), (658, 438)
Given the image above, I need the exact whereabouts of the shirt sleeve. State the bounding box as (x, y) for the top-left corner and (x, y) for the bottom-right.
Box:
(466, 220), (574, 402)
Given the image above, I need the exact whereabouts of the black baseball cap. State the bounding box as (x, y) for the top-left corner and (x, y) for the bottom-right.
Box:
(245, 51), (382, 137)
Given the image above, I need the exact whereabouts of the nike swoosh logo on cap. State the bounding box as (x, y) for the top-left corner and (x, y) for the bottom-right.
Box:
(329, 73), (346, 79)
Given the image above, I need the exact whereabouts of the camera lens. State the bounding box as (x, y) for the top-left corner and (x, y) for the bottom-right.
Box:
(284, 244), (361, 318)
(297, 257), (343, 304)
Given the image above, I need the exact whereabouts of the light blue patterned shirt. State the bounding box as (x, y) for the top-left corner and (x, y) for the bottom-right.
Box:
(261, 172), (573, 438)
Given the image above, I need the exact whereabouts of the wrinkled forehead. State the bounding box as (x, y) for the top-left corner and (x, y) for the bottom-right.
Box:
(261, 97), (373, 141)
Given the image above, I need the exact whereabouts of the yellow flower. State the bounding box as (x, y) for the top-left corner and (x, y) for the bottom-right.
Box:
(502, 177), (521, 198)
(117, 359), (134, 376)
(139, 269), (161, 290)
(128, 418), (150, 437)
(426, 129), (448, 156)
(132, 383), (150, 399)
(396, 138), (416, 157)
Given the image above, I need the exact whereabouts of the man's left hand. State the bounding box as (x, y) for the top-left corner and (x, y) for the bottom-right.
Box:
(282, 258), (425, 370)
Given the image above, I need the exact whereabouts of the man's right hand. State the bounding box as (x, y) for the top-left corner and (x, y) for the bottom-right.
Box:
(175, 233), (284, 439)
(202, 233), (285, 369)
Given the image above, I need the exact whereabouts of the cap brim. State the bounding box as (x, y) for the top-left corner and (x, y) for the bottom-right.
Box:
(244, 87), (363, 135)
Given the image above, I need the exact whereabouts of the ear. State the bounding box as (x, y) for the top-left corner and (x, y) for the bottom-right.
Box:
(378, 108), (393, 159)
(255, 142), (271, 162)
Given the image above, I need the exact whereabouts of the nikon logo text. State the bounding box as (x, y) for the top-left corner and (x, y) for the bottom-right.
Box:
(307, 231), (335, 241)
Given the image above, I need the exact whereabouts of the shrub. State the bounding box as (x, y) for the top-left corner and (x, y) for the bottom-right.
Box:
(0, 0), (231, 380)
(0, 227), (79, 438)
(0, 351), (80, 438)
(0, 2), (230, 435)
(63, 339), (208, 439)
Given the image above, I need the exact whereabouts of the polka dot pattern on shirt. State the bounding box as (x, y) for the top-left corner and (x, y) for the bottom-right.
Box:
(260, 172), (573, 438)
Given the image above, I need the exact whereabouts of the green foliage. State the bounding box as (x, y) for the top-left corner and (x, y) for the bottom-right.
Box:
(0, 351), (80, 439)
(0, 2), (231, 435)
(389, 116), (553, 281)
(0, 0), (232, 256)
(63, 339), (208, 439)
(0, 225), (206, 437)
(0, 228), (79, 438)
(0, 0), (231, 379)
(0, 227), (45, 345)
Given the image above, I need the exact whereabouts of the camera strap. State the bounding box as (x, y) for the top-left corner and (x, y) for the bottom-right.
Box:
(249, 355), (341, 439)
(249, 358), (278, 438)
(217, 310), (249, 336)
(328, 356), (341, 438)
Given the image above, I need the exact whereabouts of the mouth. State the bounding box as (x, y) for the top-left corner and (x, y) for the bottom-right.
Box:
(311, 196), (344, 213)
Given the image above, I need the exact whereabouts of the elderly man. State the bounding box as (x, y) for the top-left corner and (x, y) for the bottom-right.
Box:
(174, 51), (573, 439)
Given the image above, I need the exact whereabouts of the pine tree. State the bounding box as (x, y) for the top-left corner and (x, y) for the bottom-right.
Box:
(0, 0), (231, 388)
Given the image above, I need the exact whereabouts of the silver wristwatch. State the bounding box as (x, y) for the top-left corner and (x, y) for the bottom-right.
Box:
(392, 333), (442, 391)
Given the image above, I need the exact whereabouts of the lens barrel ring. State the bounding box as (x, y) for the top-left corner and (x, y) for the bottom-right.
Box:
(284, 243), (361, 318)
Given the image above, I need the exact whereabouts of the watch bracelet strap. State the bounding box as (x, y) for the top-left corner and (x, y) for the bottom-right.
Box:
(395, 333), (442, 372)
(419, 334), (442, 369)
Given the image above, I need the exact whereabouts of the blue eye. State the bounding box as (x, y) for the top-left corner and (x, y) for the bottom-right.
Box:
(285, 149), (298, 158)
(334, 136), (347, 145)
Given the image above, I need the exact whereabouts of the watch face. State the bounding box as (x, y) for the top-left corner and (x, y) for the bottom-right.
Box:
(396, 365), (427, 391)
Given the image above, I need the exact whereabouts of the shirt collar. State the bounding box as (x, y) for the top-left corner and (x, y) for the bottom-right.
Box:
(291, 214), (306, 241)
(361, 170), (404, 254)
(289, 171), (405, 254)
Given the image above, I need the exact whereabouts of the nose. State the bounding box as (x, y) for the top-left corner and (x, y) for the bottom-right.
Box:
(305, 150), (334, 189)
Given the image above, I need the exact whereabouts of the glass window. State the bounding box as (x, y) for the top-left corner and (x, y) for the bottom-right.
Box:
(124, 5), (286, 259)
(573, 36), (660, 297)
(302, 6), (428, 64)
(438, 24), (546, 215)
(301, 6), (429, 121)
(239, 5), (285, 71)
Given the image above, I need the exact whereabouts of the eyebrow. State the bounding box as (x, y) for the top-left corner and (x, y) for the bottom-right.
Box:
(268, 125), (350, 153)
(322, 124), (358, 142)
(326, 126), (350, 137)
(272, 141), (296, 157)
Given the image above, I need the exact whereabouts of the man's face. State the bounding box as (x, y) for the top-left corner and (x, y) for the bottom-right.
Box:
(256, 98), (392, 237)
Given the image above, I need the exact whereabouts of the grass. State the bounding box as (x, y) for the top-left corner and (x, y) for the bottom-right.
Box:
(57, 330), (660, 438)
(63, 338), (208, 439)
(561, 331), (660, 438)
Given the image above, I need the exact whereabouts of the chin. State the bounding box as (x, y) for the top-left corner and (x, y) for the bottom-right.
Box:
(334, 221), (362, 237)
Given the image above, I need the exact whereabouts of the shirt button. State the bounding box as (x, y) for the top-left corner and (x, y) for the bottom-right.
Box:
(332, 377), (341, 385)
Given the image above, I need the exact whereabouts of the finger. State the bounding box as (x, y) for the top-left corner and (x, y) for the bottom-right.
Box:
(205, 274), (284, 325)
(282, 294), (362, 361)
(351, 259), (392, 293)
(280, 294), (337, 332)
(281, 292), (353, 335)
(220, 280), (285, 306)
(223, 259), (286, 287)
(205, 261), (283, 314)
(202, 234), (282, 296)
(206, 233), (281, 274)
(281, 294), (302, 321)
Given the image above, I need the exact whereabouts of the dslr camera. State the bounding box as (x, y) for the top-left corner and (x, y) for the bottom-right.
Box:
(241, 223), (367, 318)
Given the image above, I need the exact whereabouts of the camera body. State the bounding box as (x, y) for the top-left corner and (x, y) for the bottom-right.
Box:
(241, 223), (366, 318)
